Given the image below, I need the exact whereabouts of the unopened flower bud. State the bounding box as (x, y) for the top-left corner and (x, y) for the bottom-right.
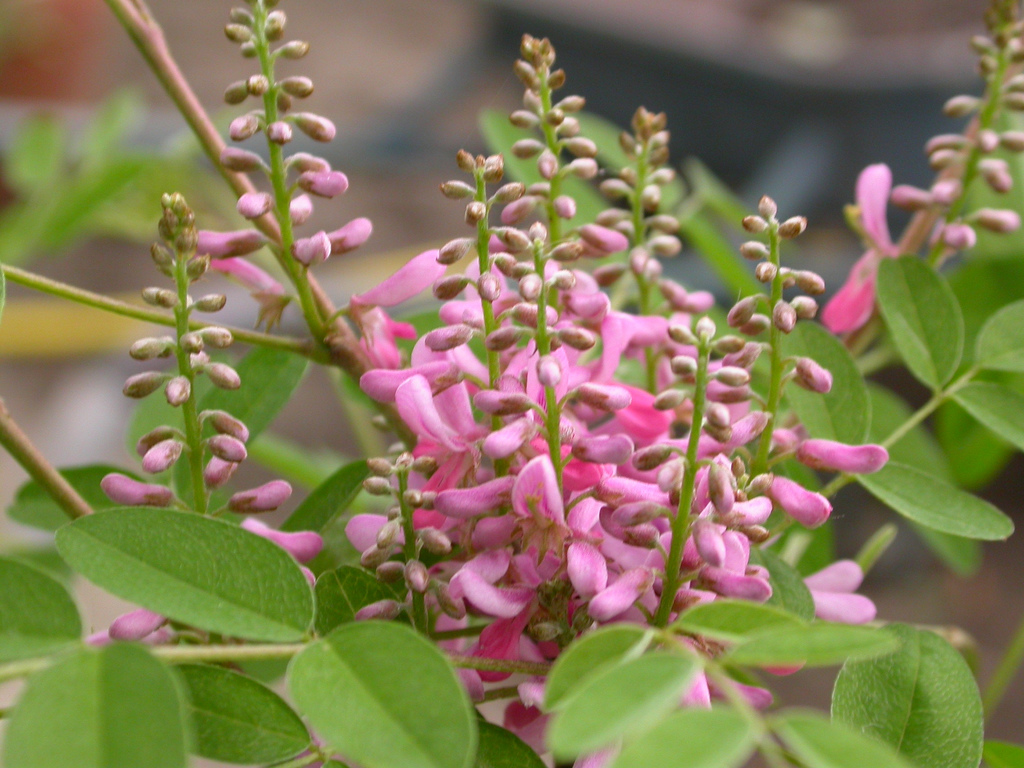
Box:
(298, 170), (348, 198)
(794, 357), (832, 393)
(440, 180), (474, 199)
(419, 527), (452, 555)
(205, 362), (241, 390)
(142, 287), (178, 308)
(123, 372), (166, 399)
(754, 262), (778, 283)
(551, 241), (584, 262)
(229, 114), (260, 141)
(202, 410), (249, 442)
(670, 355), (698, 376)
(354, 599), (401, 622)
(485, 326), (526, 351)
(797, 439), (888, 474)
(791, 296), (819, 319)
(237, 192), (273, 220)
(974, 208), (1021, 232)
(653, 389), (686, 410)
(773, 300), (797, 333)
(777, 216), (807, 239)
(537, 355), (563, 387)
(695, 316), (716, 342)
(292, 231), (332, 266)
(208, 434), (247, 463)
(980, 158), (1013, 193)
(576, 383), (631, 411)
(129, 337), (174, 360)
(714, 366), (751, 386)
(758, 196), (778, 219)
(557, 326), (597, 350)
(292, 113), (337, 142)
(224, 80), (250, 104)
(278, 40), (310, 58)
(742, 215), (768, 233)
(943, 95), (980, 117)
(890, 184), (933, 210)
(101, 473), (174, 507)
(266, 121), (293, 144)
(193, 293), (228, 313)
(941, 223), (977, 250)
(512, 139), (544, 159)
(566, 158), (598, 179)
(727, 296), (759, 328)
(425, 325), (475, 352)
(229, 480), (292, 512)
(433, 275), (470, 301)
(518, 273), (542, 301)
(246, 74), (269, 96)
(404, 560), (429, 593)
(668, 323), (698, 345)
(438, 237), (474, 265)
(142, 439), (183, 473)
(464, 201), (486, 224)
(164, 376), (191, 407)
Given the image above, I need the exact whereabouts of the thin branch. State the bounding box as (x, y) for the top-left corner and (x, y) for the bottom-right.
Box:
(0, 399), (93, 520)
(2, 265), (324, 361)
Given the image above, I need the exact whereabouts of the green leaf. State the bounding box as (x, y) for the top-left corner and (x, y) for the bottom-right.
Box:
(475, 722), (547, 768)
(833, 624), (983, 768)
(674, 600), (804, 642)
(954, 381), (1024, 452)
(177, 663), (310, 765)
(281, 459), (369, 533)
(677, 213), (762, 298)
(288, 622), (477, 768)
(548, 652), (699, 759)
(79, 91), (142, 170)
(974, 299), (1024, 373)
(985, 741), (1024, 768)
(7, 464), (134, 532)
(773, 710), (915, 768)
(877, 257), (964, 388)
(866, 385), (980, 575)
(0, 260), (5, 327)
(783, 321), (870, 444)
(950, 257), (1024, 355)
(314, 565), (401, 635)
(3, 644), (188, 768)
(748, 547), (816, 621)
(858, 461), (1014, 540)
(479, 109), (606, 224)
(610, 707), (756, 768)
(199, 347), (308, 440)
(725, 623), (899, 667)
(544, 624), (650, 710)
(0, 557), (80, 662)
(5, 115), (66, 195)
(55, 508), (313, 641)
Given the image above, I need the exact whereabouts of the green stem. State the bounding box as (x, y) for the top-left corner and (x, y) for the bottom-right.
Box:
(533, 244), (563, 492)
(173, 255), (208, 516)
(0, 397), (93, 520)
(397, 472), (429, 634)
(2, 265), (322, 360)
(481, 685), (522, 702)
(629, 140), (660, 394)
(537, 71), (563, 243)
(653, 342), (710, 626)
(984, 607), (1024, 719)
(267, 753), (323, 768)
(752, 223), (783, 476)
(252, 1), (325, 343)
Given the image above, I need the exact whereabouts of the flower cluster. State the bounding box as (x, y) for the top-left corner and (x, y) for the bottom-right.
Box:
(336, 35), (889, 751)
(824, 6), (1024, 334)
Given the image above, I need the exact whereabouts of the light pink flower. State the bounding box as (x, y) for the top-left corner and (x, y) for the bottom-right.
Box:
(822, 164), (900, 334)
(804, 560), (877, 624)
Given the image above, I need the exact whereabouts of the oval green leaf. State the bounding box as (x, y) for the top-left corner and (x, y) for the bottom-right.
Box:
(548, 652), (699, 759)
(177, 663), (310, 765)
(314, 565), (401, 636)
(288, 621), (477, 768)
(725, 623), (899, 667)
(610, 707), (756, 768)
(282, 459), (369, 533)
(953, 381), (1024, 453)
(985, 741), (1024, 768)
(832, 624), (983, 768)
(544, 624), (650, 710)
(3, 644), (188, 768)
(773, 710), (915, 768)
(877, 256), (964, 388)
(976, 300), (1024, 372)
(782, 321), (870, 444)
(0, 557), (81, 662)
(858, 461), (1014, 540)
(475, 722), (546, 768)
(55, 508), (313, 641)
(674, 599), (805, 642)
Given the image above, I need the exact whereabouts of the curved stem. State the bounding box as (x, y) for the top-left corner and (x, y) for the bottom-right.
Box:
(984, 607), (1024, 719)
(0, 398), (92, 520)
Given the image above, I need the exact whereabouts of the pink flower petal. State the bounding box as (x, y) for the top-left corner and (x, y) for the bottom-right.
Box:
(567, 541), (608, 598)
(352, 249), (444, 307)
(588, 569), (653, 621)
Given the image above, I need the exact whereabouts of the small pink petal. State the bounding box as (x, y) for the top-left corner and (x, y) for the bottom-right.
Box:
(242, 518), (323, 563)
(328, 217), (372, 255)
(353, 249), (445, 307)
(452, 569), (534, 618)
(434, 476), (515, 519)
(567, 541), (608, 598)
(588, 569), (653, 621)
(767, 476), (832, 528)
(797, 439), (888, 474)
(804, 560), (864, 593)
(108, 609), (167, 641)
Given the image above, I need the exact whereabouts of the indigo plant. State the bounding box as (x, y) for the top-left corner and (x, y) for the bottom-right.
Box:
(1, 1), (1024, 767)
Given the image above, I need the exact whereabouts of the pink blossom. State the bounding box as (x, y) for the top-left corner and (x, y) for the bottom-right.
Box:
(767, 475), (832, 528)
(351, 249), (444, 308)
(196, 229), (267, 258)
(804, 560), (877, 624)
(796, 439), (888, 474)
(242, 518), (323, 563)
(100, 473), (174, 507)
(822, 164), (900, 334)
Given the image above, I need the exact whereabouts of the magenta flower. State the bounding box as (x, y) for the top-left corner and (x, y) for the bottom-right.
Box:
(821, 164), (900, 334)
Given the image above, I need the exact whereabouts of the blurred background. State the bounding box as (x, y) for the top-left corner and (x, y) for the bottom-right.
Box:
(0, 0), (1021, 745)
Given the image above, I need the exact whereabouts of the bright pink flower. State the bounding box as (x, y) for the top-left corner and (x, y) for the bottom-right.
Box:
(351, 249), (444, 308)
(242, 518), (323, 563)
(767, 475), (832, 528)
(100, 473), (174, 507)
(796, 439), (888, 474)
(822, 164), (900, 334)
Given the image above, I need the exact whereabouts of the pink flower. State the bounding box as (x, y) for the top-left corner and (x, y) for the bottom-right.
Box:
(822, 164), (900, 334)
(804, 560), (877, 624)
